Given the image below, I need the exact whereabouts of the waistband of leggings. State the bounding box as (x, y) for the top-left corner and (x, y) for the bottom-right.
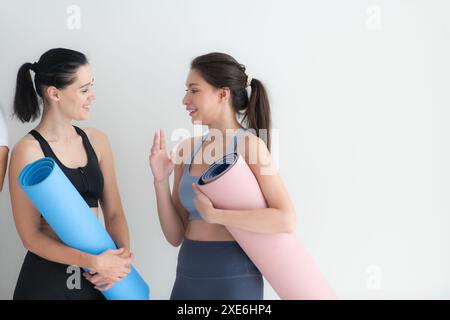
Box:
(176, 239), (262, 278)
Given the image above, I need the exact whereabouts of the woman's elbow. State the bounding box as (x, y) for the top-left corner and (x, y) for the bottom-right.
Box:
(167, 233), (185, 247)
(169, 237), (184, 247)
(18, 229), (41, 252)
(21, 236), (35, 251)
(283, 211), (297, 234)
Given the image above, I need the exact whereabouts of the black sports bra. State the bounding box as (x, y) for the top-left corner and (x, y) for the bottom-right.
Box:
(29, 126), (104, 208)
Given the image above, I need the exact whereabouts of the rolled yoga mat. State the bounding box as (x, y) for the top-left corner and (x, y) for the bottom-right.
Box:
(18, 157), (149, 300)
(197, 153), (336, 300)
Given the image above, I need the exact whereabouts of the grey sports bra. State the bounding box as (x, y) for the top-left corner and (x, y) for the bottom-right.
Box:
(178, 128), (246, 220)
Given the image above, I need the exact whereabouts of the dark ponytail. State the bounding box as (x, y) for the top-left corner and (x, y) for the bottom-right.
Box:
(14, 63), (40, 122)
(13, 48), (88, 123)
(191, 52), (272, 150)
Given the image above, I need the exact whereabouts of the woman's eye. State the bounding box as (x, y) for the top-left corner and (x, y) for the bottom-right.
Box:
(82, 84), (93, 93)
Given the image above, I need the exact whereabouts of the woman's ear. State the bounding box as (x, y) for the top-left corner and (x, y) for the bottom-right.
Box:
(219, 87), (231, 103)
(46, 86), (60, 102)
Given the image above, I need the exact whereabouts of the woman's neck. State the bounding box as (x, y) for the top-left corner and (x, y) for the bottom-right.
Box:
(35, 105), (75, 142)
(207, 115), (242, 133)
(207, 123), (242, 139)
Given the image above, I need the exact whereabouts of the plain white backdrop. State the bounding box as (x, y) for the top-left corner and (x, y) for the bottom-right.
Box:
(0, 0), (449, 299)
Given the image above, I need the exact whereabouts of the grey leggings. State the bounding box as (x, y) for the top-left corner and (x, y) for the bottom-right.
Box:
(170, 239), (263, 300)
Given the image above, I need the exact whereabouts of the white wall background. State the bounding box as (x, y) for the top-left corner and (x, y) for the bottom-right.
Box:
(0, 0), (449, 299)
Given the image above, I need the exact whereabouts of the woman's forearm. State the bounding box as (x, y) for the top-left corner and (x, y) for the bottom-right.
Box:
(212, 207), (296, 234)
(153, 179), (185, 246)
(25, 231), (98, 271)
(105, 213), (130, 251)
(0, 147), (8, 192)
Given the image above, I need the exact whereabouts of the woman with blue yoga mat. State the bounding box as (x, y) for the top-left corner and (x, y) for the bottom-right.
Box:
(149, 52), (297, 299)
(9, 48), (134, 300)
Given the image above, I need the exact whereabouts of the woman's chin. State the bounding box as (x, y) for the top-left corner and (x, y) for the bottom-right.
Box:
(190, 115), (208, 126)
(76, 114), (90, 121)
(191, 119), (206, 126)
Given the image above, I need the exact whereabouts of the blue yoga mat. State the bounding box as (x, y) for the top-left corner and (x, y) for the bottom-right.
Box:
(18, 157), (149, 300)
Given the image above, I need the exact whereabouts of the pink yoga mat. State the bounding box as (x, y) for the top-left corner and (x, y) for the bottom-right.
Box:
(197, 153), (336, 300)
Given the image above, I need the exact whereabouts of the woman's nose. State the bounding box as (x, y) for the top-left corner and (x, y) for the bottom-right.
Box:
(182, 94), (189, 106)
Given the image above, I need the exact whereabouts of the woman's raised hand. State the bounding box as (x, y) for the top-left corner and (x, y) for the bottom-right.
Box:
(149, 129), (175, 183)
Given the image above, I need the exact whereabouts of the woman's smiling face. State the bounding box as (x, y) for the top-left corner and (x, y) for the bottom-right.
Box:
(45, 64), (96, 121)
(182, 68), (224, 125)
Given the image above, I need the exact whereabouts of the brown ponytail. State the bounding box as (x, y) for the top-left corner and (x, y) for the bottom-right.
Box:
(243, 78), (271, 150)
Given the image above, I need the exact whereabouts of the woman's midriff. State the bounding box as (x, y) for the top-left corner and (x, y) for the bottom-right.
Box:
(39, 207), (100, 242)
(185, 219), (235, 241)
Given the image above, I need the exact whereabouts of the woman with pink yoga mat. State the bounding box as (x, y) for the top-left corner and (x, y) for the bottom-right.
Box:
(150, 52), (298, 299)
